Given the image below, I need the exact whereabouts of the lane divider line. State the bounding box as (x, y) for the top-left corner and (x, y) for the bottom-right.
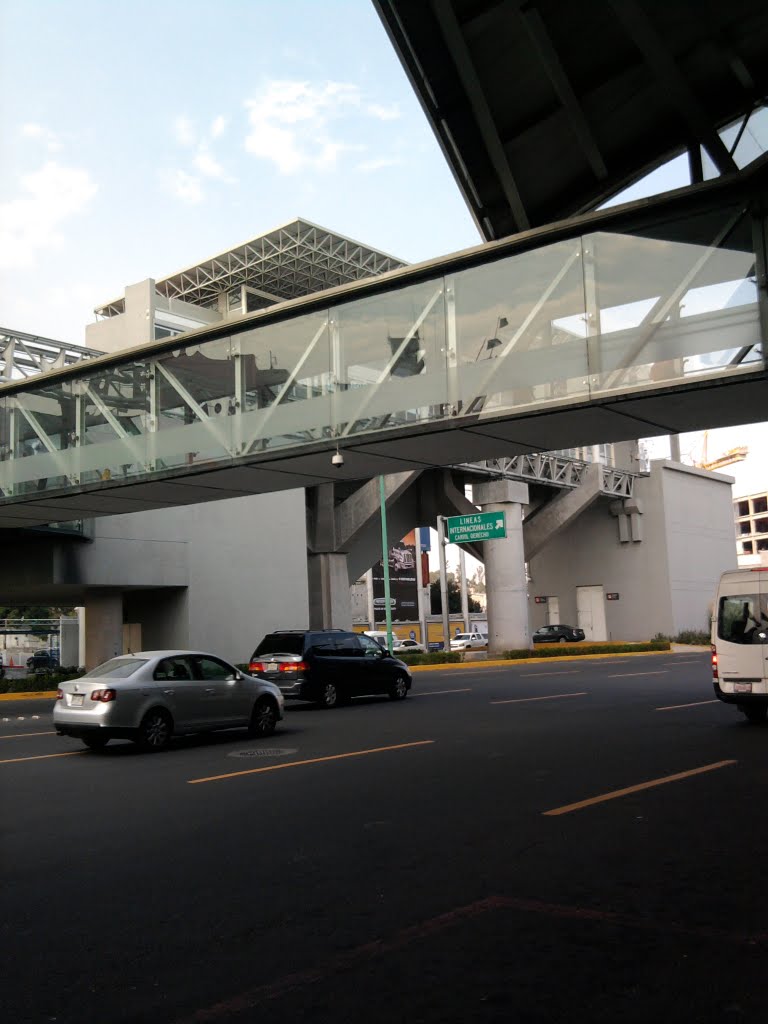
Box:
(0, 750), (86, 765)
(656, 699), (720, 711)
(542, 759), (737, 816)
(0, 730), (57, 740)
(607, 671), (669, 678)
(491, 692), (587, 705)
(187, 739), (435, 785)
(415, 688), (472, 696)
(516, 671), (579, 678)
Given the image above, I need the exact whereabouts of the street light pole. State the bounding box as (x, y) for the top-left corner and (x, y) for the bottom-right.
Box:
(378, 475), (394, 654)
(437, 515), (451, 651)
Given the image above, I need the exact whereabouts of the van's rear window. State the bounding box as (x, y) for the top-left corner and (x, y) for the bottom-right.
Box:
(253, 634), (305, 656)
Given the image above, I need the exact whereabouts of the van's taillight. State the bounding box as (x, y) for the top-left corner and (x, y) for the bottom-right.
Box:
(249, 661), (264, 673)
(90, 688), (116, 702)
(56, 689), (63, 700)
(279, 661), (307, 673)
(711, 645), (719, 680)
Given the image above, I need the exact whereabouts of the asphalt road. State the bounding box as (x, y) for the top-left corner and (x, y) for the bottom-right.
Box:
(3, 651), (767, 1024)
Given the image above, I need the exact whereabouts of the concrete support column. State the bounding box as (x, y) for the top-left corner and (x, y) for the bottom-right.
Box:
(83, 591), (123, 670)
(473, 480), (530, 655)
(307, 553), (352, 630)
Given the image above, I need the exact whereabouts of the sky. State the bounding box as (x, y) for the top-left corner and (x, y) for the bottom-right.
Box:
(0, 0), (765, 504)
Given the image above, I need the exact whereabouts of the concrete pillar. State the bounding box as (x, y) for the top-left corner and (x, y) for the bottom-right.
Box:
(307, 553), (352, 630)
(473, 480), (530, 654)
(83, 591), (123, 670)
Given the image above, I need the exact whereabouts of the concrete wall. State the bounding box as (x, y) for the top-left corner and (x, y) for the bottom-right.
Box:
(658, 461), (737, 632)
(527, 460), (735, 641)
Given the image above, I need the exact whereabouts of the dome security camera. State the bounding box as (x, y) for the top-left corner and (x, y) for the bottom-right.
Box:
(332, 450), (345, 468)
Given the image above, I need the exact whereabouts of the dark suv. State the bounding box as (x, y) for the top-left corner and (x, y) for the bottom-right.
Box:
(27, 650), (60, 672)
(249, 630), (412, 708)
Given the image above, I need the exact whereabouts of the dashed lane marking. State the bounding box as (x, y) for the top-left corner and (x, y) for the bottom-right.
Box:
(0, 730), (56, 739)
(516, 670), (580, 677)
(656, 699), (720, 711)
(188, 739), (435, 785)
(542, 759), (737, 816)
(414, 688), (472, 696)
(606, 671), (669, 678)
(491, 692), (588, 705)
(0, 750), (85, 765)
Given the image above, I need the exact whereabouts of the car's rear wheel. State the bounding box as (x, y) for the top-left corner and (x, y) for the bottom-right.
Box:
(389, 673), (409, 701)
(319, 681), (341, 709)
(248, 698), (278, 737)
(82, 733), (109, 750)
(559, 637), (568, 644)
(741, 704), (767, 724)
(135, 708), (173, 751)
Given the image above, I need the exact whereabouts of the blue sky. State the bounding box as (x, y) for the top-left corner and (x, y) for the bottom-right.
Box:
(0, 0), (764, 499)
(0, 0), (479, 342)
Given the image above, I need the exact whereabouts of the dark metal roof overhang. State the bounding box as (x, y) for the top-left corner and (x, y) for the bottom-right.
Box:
(374, 0), (768, 241)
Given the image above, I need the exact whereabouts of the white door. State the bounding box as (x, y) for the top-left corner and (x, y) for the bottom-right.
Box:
(547, 597), (560, 625)
(576, 586), (607, 641)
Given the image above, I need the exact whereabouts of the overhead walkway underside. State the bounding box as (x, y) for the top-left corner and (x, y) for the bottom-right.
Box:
(0, 165), (766, 530)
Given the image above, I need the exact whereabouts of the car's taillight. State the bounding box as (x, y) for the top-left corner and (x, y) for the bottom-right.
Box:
(249, 661), (264, 673)
(711, 645), (719, 680)
(90, 688), (117, 702)
(56, 689), (63, 700)
(279, 661), (307, 673)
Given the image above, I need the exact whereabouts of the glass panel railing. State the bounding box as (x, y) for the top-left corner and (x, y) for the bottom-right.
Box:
(3, 378), (79, 495)
(585, 207), (762, 396)
(77, 361), (149, 486)
(450, 238), (590, 419)
(236, 309), (332, 454)
(333, 278), (447, 439)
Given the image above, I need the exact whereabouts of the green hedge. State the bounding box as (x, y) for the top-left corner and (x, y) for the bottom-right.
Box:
(503, 641), (670, 659)
(0, 667), (84, 693)
(391, 651), (464, 665)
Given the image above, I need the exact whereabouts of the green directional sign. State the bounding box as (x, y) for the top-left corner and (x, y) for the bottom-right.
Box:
(445, 510), (506, 544)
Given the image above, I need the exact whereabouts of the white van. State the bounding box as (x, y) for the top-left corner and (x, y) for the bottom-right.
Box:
(711, 568), (768, 722)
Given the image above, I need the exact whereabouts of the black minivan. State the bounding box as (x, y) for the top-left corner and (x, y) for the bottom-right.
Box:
(248, 629), (412, 708)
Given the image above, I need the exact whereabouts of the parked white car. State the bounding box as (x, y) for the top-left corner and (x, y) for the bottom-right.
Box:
(449, 632), (487, 651)
(392, 638), (426, 654)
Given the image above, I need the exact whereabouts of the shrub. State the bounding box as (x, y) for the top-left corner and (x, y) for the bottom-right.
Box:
(396, 651), (463, 665)
(0, 667), (85, 693)
(674, 630), (710, 646)
(502, 641), (670, 660)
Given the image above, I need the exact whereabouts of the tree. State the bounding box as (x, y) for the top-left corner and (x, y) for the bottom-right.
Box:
(429, 572), (481, 614)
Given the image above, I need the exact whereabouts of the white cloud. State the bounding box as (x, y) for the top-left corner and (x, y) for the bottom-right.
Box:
(0, 161), (98, 270)
(22, 122), (44, 137)
(367, 103), (400, 121)
(210, 115), (227, 139)
(163, 169), (204, 204)
(21, 122), (65, 153)
(174, 115), (196, 147)
(355, 156), (403, 173)
(244, 80), (369, 174)
(193, 148), (235, 183)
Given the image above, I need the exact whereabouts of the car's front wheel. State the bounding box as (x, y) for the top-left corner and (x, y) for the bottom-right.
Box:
(135, 708), (173, 752)
(389, 673), (409, 701)
(559, 637), (568, 644)
(248, 698), (278, 737)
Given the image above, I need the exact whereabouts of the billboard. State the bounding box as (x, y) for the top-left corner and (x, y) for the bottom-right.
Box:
(372, 531), (418, 622)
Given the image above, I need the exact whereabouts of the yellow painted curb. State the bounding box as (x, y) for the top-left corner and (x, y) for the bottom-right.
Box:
(409, 649), (675, 672)
(0, 690), (58, 701)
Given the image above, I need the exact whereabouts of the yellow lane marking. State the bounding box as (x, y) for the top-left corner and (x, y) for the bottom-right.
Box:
(0, 730), (57, 740)
(656, 699), (719, 711)
(543, 759), (737, 816)
(188, 739), (435, 785)
(0, 750), (85, 765)
(415, 688), (472, 696)
(517, 671), (579, 677)
(491, 692), (587, 705)
(606, 671), (669, 678)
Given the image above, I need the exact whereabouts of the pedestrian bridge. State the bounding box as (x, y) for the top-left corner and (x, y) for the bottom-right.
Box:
(1, 163), (766, 529)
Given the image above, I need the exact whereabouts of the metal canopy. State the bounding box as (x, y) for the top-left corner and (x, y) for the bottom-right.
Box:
(94, 218), (406, 317)
(374, 0), (768, 241)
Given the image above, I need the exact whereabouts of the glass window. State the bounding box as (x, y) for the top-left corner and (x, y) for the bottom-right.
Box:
(309, 634), (338, 658)
(193, 656), (236, 680)
(154, 656), (194, 680)
(358, 636), (384, 658)
(253, 633), (305, 656)
(335, 634), (362, 657)
(82, 657), (147, 679)
(718, 595), (768, 644)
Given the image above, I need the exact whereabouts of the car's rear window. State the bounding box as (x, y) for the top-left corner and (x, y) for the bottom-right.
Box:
(253, 633), (305, 657)
(81, 657), (148, 679)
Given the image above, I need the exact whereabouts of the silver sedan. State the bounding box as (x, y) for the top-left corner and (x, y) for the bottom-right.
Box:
(54, 650), (284, 752)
